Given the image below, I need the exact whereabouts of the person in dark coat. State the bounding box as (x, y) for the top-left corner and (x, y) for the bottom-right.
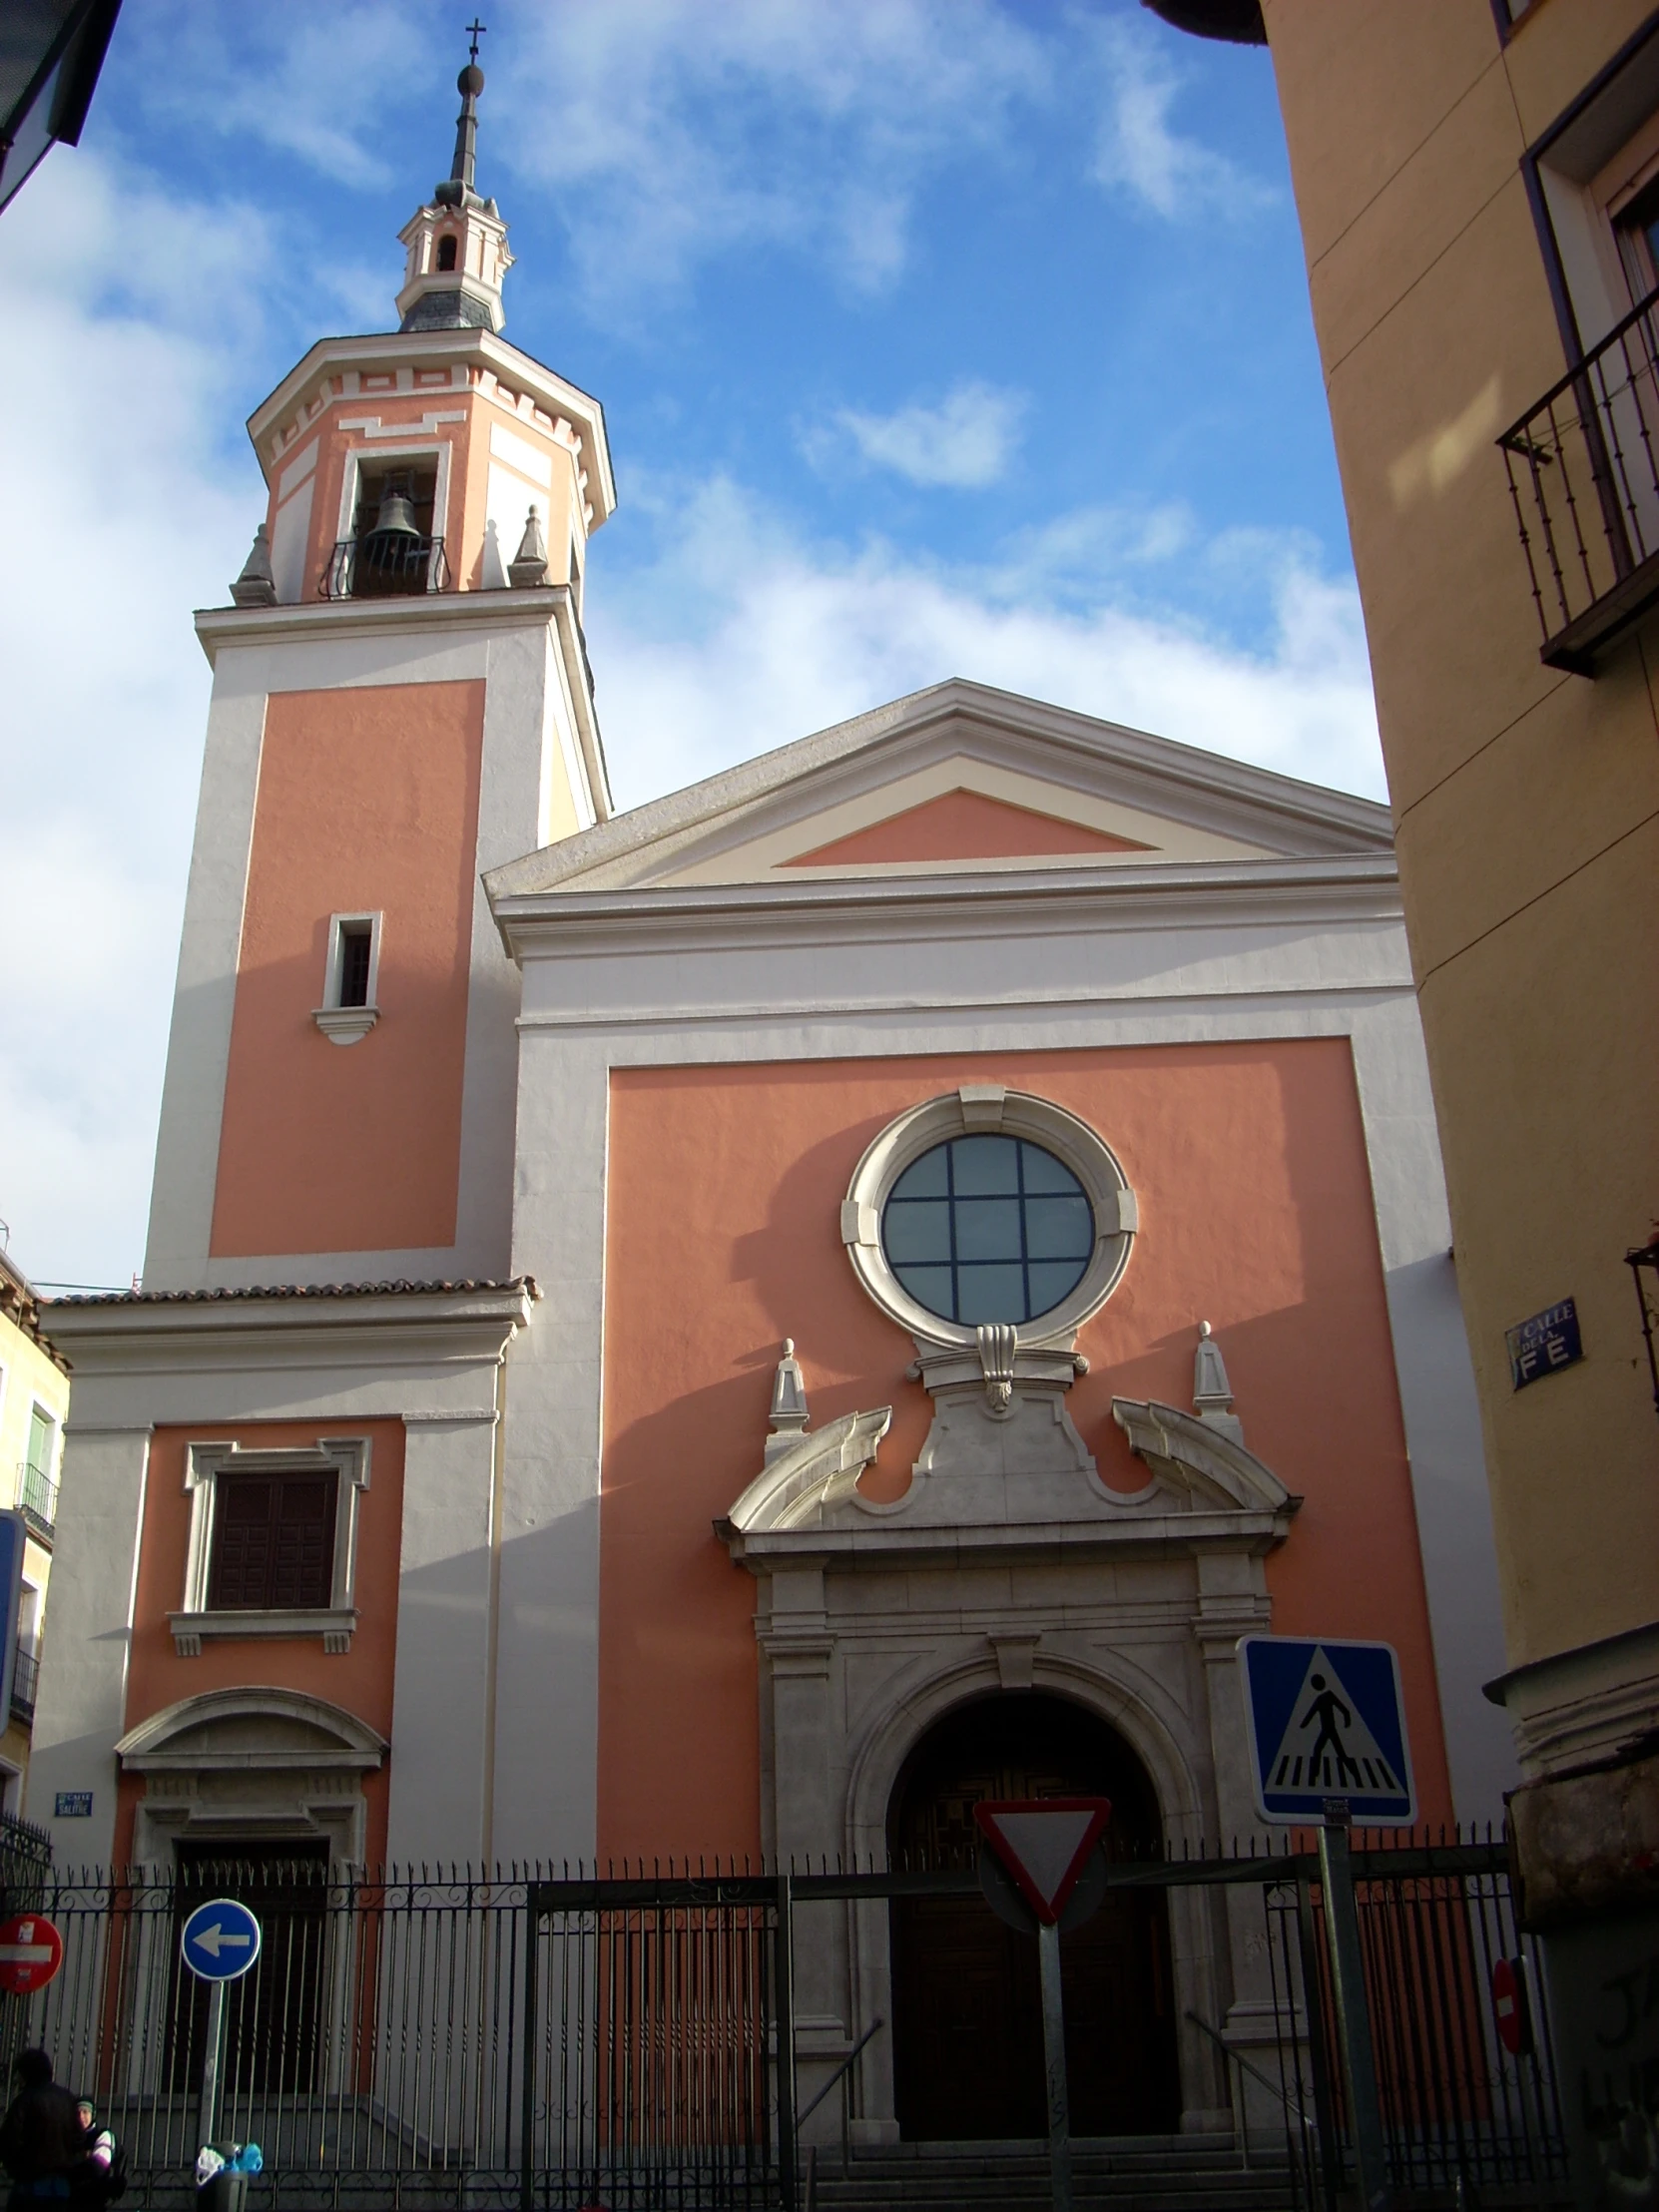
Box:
(0, 2051), (90, 2205)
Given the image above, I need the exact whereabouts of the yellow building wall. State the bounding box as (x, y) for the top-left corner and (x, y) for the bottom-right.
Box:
(0, 1299), (67, 1812)
(1262, 0), (1659, 1679)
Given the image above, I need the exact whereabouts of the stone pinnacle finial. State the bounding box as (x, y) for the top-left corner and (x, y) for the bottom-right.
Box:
(1193, 1319), (1244, 1444)
(508, 505), (549, 588)
(766, 1339), (811, 1461)
(231, 523), (276, 608)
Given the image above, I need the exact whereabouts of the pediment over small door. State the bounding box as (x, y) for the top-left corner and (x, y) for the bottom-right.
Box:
(116, 1687), (387, 1774)
(486, 678), (1392, 903)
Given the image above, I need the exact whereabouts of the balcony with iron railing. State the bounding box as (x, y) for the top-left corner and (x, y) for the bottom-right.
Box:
(1500, 282), (1659, 673)
(14, 1459), (54, 1538)
(11, 1644), (38, 1724)
(320, 529), (449, 602)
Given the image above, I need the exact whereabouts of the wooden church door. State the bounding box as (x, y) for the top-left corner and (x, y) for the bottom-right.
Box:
(888, 1693), (1181, 2140)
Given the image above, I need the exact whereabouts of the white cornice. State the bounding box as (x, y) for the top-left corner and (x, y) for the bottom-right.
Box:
(724, 1507), (1291, 1570)
(495, 851), (1402, 958)
(43, 1283), (536, 1380)
(195, 585), (571, 665)
(246, 328), (616, 521)
(485, 679), (1393, 901)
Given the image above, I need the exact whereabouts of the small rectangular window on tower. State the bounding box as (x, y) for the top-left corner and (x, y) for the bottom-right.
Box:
(314, 913), (381, 1044)
(338, 923), (372, 1007)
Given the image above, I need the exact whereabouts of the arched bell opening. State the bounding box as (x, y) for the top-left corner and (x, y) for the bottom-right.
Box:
(885, 1690), (1180, 2141)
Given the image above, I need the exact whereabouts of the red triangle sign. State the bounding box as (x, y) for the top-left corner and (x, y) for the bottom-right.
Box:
(973, 1798), (1112, 1925)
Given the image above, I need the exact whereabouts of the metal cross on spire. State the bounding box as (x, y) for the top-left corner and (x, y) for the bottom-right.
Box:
(466, 19), (486, 64)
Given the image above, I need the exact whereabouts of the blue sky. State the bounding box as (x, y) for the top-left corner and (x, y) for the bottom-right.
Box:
(0, 0), (1378, 1288)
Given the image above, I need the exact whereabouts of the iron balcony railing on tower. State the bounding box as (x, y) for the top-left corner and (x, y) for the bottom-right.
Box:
(1500, 279), (1659, 673)
(320, 529), (449, 602)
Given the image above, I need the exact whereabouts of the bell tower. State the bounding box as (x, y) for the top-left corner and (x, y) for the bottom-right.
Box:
(143, 44), (616, 1292)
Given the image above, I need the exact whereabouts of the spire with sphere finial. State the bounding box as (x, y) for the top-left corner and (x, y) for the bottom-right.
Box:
(395, 23), (513, 334)
(437, 20), (486, 208)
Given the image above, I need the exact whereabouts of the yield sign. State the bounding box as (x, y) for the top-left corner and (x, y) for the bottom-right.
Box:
(973, 1798), (1111, 1926)
(0, 1913), (63, 1994)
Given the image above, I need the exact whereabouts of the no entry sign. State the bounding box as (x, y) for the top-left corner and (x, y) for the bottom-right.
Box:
(0, 1914), (63, 1994)
(1491, 1956), (1531, 2057)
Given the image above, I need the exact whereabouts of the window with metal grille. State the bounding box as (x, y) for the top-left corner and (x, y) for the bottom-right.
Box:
(208, 1469), (337, 1611)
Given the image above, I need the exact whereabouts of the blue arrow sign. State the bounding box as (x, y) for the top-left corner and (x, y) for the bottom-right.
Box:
(181, 1897), (262, 1981)
(1240, 1635), (1416, 1826)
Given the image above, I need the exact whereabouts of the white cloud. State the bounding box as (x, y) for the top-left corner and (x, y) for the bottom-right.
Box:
(119, 1), (438, 192)
(500, 0), (1050, 304)
(0, 154), (269, 1289)
(814, 381), (1028, 489)
(588, 475), (1382, 817)
(1088, 18), (1274, 222)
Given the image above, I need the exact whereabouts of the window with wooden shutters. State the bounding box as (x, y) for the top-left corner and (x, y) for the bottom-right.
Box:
(174, 1438), (369, 1656)
(209, 1469), (338, 1610)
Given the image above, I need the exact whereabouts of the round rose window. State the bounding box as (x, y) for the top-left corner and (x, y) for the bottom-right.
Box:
(880, 1134), (1094, 1327)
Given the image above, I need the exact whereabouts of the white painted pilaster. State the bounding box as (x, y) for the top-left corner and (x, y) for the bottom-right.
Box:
(26, 1425), (152, 1869)
(384, 1408), (500, 1868)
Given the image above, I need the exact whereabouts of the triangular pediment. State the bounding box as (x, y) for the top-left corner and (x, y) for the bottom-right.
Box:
(486, 679), (1391, 902)
(781, 788), (1154, 867)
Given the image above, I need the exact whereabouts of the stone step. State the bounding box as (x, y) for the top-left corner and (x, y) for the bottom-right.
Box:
(802, 2137), (1301, 2212)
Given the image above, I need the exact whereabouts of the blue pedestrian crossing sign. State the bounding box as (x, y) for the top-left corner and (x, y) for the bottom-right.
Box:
(1240, 1636), (1416, 1825)
(181, 1897), (262, 1981)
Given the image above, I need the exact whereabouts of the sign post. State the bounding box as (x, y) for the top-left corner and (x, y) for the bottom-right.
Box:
(973, 1798), (1112, 2212)
(1318, 1804), (1391, 2212)
(1241, 1636), (1414, 2212)
(181, 1898), (261, 2156)
(1035, 1918), (1070, 2212)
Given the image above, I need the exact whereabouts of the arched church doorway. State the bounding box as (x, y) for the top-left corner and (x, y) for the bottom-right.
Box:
(887, 1692), (1180, 2140)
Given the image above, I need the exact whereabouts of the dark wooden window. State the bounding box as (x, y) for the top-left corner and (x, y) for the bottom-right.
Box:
(437, 234), (458, 271)
(337, 924), (372, 1007)
(209, 1469), (337, 1611)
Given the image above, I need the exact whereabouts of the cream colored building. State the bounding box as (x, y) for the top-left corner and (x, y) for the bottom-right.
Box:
(1150, 0), (1659, 2190)
(0, 1248), (65, 1809)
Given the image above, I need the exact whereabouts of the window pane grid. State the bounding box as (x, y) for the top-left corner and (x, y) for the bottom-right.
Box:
(883, 1136), (1093, 1326)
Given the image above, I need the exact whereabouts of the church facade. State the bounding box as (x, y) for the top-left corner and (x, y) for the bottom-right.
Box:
(37, 68), (1512, 2144)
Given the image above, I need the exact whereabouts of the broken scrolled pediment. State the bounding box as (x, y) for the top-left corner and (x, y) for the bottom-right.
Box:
(1110, 1397), (1295, 1518)
(724, 1407), (892, 1533)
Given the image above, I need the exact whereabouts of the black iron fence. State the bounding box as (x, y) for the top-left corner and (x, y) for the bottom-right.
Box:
(1499, 279), (1659, 669)
(0, 1837), (1566, 2211)
(1261, 1833), (1567, 2208)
